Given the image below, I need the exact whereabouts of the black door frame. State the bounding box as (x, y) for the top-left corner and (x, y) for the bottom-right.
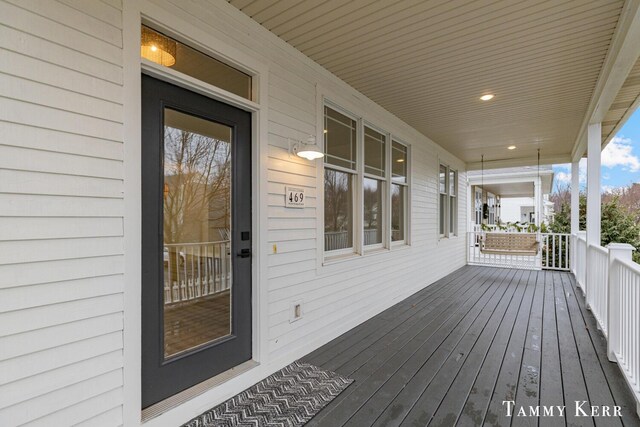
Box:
(141, 74), (252, 409)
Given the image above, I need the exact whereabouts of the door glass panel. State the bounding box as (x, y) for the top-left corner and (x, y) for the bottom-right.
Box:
(163, 108), (232, 359)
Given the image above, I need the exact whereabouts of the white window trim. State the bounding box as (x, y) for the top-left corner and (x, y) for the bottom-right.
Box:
(318, 96), (412, 268)
(390, 139), (410, 246)
(438, 163), (458, 239)
(322, 104), (360, 259)
(123, 6), (270, 425)
(363, 121), (389, 251)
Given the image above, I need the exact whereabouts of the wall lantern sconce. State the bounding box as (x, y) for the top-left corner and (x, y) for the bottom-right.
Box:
(141, 26), (177, 66)
(289, 135), (324, 161)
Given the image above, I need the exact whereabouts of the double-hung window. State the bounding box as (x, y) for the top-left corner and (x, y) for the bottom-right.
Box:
(323, 106), (357, 253)
(323, 105), (410, 256)
(363, 126), (386, 248)
(439, 164), (458, 238)
(391, 141), (408, 243)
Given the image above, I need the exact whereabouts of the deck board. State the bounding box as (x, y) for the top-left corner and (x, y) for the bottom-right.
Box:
(303, 266), (640, 426)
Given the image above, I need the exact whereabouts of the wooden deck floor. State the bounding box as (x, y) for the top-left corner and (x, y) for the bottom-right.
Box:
(302, 266), (640, 427)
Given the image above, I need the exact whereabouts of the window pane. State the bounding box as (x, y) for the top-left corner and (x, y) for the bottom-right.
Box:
(324, 107), (357, 170)
(163, 108), (233, 358)
(439, 193), (447, 235)
(392, 184), (405, 242)
(141, 26), (251, 99)
(439, 165), (447, 194)
(392, 141), (407, 183)
(364, 178), (383, 245)
(449, 170), (456, 196)
(364, 127), (386, 177)
(324, 169), (353, 251)
(449, 196), (457, 234)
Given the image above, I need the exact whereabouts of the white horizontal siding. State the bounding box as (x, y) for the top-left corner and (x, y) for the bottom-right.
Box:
(0, 0), (124, 425)
(2, 0), (468, 425)
(154, 0), (468, 364)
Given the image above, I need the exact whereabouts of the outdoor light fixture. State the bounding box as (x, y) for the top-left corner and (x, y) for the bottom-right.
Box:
(290, 136), (324, 161)
(508, 145), (516, 150)
(141, 26), (177, 66)
(396, 158), (405, 163)
(480, 94), (494, 101)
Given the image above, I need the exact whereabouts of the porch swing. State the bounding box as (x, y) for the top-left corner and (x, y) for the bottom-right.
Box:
(479, 151), (541, 256)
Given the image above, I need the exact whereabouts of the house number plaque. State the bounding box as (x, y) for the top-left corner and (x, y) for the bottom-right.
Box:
(285, 186), (305, 208)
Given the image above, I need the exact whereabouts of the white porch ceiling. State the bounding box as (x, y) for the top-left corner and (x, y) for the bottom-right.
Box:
(230, 0), (626, 166)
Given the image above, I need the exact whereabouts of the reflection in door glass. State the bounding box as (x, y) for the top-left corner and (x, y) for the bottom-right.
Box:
(163, 108), (232, 359)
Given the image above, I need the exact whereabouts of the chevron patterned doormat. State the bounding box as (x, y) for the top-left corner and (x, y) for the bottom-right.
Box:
(182, 361), (353, 427)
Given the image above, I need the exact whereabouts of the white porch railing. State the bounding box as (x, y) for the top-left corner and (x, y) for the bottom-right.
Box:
(575, 233), (587, 291)
(572, 237), (639, 415)
(609, 256), (640, 410)
(163, 241), (231, 304)
(541, 233), (571, 271)
(586, 243), (609, 335)
(467, 231), (570, 271)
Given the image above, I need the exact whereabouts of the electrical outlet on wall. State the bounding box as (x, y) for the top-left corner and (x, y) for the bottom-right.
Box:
(289, 300), (303, 323)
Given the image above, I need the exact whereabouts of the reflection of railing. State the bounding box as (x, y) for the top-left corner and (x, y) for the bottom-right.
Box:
(364, 229), (379, 245)
(163, 241), (230, 304)
(325, 231), (349, 251)
(325, 230), (387, 251)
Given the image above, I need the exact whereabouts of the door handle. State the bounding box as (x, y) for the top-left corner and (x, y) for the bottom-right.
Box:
(238, 248), (251, 258)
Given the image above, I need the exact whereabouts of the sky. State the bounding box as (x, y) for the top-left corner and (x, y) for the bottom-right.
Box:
(553, 107), (640, 193)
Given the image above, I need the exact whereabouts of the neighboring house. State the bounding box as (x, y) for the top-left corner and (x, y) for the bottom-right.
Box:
(1, 1), (640, 426)
(468, 166), (554, 227)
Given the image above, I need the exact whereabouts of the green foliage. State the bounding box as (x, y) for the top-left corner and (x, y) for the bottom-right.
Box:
(550, 194), (640, 262)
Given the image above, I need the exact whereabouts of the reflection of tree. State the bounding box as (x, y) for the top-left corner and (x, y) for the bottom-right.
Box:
(163, 127), (230, 244)
(324, 169), (351, 232)
(363, 181), (379, 229)
(391, 184), (406, 242)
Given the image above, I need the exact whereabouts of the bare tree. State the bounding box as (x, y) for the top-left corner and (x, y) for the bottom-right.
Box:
(163, 127), (231, 244)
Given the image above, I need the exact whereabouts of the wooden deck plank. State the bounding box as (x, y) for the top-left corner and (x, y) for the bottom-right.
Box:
(538, 271), (565, 427)
(422, 269), (531, 426)
(365, 269), (518, 427)
(332, 267), (494, 376)
(307, 268), (511, 427)
(303, 266), (475, 367)
(554, 270), (595, 427)
(561, 273), (639, 427)
(462, 269), (536, 427)
(322, 266), (485, 374)
(453, 270), (534, 427)
(301, 267), (640, 427)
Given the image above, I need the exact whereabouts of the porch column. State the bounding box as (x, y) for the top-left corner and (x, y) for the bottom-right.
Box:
(570, 159), (580, 274)
(570, 160), (580, 234)
(586, 123), (601, 247)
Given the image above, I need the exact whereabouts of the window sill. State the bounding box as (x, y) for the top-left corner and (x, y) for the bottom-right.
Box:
(322, 243), (410, 267)
(323, 251), (360, 265)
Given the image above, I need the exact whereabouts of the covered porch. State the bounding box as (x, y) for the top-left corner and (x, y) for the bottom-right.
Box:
(303, 266), (640, 426)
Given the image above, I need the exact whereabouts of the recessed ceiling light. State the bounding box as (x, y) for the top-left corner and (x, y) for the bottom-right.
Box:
(480, 94), (494, 101)
(508, 145), (516, 150)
